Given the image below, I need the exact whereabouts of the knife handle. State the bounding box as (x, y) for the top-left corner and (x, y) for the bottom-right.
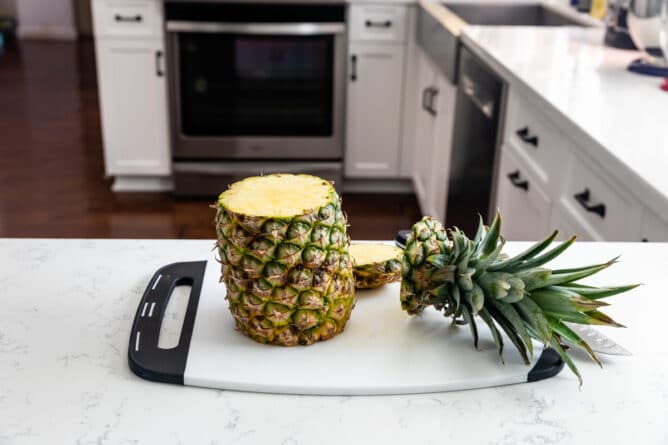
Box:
(128, 261), (207, 384)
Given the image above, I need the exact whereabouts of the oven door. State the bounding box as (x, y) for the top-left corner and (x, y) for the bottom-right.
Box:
(167, 22), (345, 160)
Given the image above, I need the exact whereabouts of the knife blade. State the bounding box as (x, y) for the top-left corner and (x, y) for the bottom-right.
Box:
(565, 323), (632, 356)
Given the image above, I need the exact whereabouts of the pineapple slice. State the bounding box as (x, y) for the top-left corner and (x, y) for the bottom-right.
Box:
(350, 242), (403, 289)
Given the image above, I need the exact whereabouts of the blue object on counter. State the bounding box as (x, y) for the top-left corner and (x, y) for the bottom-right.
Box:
(628, 58), (668, 77)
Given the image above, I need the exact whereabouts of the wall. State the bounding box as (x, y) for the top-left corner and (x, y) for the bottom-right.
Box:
(16, 0), (77, 40)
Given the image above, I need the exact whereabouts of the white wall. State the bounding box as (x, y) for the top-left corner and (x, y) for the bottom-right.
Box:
(16, 0), (77, 40)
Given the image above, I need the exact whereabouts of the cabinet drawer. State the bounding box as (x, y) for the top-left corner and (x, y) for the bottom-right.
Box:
(640, 208), (668, 242)
(93, 0), (163, 38)
(504, 92), (570, 189)
(349, 5), (407, 42)
(495, 146), (551, 241)
(560, 154), (642, 241)
(550, 201), (598, 241)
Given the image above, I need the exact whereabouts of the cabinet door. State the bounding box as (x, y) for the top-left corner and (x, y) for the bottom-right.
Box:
(411, 48), (438, 216)
(495, 147), (551, 241)
(549, 204), (597, 241)
(95, 38), (170, 176)
(345, 43), (405, 178)
(640, 208), (668, 242)
(426, 72), (457, 223)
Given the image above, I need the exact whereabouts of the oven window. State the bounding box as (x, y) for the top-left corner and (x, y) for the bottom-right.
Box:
(178, 33), (334, 137)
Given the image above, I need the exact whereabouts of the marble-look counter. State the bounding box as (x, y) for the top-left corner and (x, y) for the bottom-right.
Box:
(1, 238), (667, 444)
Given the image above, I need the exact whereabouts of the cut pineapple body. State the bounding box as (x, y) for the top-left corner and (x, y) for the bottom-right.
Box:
(350, 242), (403, 289)
(216, 174), (355, 346)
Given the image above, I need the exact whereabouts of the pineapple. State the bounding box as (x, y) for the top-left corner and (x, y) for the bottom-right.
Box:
(401, 214), (637, 383)
(215, 174), (355, 346)
(350, 242), (403, 289)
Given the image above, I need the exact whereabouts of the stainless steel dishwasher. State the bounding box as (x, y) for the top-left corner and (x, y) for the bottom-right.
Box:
(446, 46), (506, 236)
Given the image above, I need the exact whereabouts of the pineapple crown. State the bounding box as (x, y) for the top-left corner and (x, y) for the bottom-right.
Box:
(400, 214), (638, 384)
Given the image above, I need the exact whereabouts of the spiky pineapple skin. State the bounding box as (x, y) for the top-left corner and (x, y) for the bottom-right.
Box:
(400, 218), (450, 314)
(215, 175), (355, 346)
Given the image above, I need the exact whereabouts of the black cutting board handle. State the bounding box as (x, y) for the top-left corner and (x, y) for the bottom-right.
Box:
(128, 261), (206, 384)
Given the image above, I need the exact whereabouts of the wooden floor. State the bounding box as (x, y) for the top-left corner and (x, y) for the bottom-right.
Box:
(0, 39), (422, 240)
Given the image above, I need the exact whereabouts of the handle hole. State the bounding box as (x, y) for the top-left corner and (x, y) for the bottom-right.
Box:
(158, 279), (193, 350)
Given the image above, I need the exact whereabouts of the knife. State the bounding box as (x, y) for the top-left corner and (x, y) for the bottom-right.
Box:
(565, 323), (632, 356)
(394, 231), (631, 356)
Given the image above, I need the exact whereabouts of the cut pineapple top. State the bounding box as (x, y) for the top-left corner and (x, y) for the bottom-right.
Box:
(218, 174), (335, 217)
(350, 243), (403, 266)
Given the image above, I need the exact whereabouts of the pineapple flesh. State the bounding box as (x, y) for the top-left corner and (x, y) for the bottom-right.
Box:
(401, 214), (637, 383)
(350, 242), (403, 289)
(215, 174), (355, 346)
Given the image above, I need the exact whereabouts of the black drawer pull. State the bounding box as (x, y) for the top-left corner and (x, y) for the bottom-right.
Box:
(516, 126), (539, 147)
(350, 54), (357, 81)
(115, 14), (142, 23)
(155, 50), (164, 77)
(507, 170), (529, 191)
(421, 86), (438, 116)
(574, 188), (606, 219)
(365, 20), (392, 28)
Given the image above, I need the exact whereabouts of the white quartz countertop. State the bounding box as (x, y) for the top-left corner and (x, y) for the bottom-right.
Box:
(1, 238), (667, 444)
(459, 25), (668, 220)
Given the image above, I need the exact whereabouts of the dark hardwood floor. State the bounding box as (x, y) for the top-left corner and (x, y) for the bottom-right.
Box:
(0, 39), (422, 240)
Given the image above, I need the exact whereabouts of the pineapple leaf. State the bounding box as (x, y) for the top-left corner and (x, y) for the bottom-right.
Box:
(488, 230), (559, 272)
(507, 237), (576, 272)
(515, 297), (552, 343)
(472, 236), (506, 275)
(470, 283), (485, 313)
(543, 260), (616, 287)
(451, 283), (461, 311)
(543, 309), (624, 327)
(487, 303), (531, 365)
(545, 315), (602, 367)
(472, 215), (486, 249)
(586, 310), (626, 328)
(461, 304), (480, 350)
(517, 268), (552, 291)
(552, 256), (619, 274)
(529, 288), (608, 314)
(549, 336), (583, 386)
(488, 299), (534, 359)
(478, 308), (504, 362)
(479, 213), (502, 256)
(559, 283), (640, 300)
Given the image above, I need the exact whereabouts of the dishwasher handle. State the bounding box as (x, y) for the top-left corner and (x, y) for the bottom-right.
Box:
(460, 74), (495, 119)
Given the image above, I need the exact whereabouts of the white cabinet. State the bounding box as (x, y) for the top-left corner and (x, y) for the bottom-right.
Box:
(426, 73), (456, 222)
(495, 147), (552, 241)
(412, 47), (438, 213)
(344, 4), (410, 179)
(95, 38), (170, 176)
(640, 209), (668, 242)
(410, 47), (457, 221)
(92, 0), (170, 179)
(349, 4), (407, 43)
(549, 203), (597, 241)
(560, 152), (642, 241)
(344, 43), (405, 178)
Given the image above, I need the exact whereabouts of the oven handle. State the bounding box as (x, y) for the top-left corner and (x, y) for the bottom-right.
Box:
(166, 21), (346, 35)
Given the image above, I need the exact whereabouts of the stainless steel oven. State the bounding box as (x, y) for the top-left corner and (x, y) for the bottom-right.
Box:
(165, 3), (346, 164)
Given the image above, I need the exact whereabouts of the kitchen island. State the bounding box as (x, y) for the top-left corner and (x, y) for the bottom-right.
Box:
(1, 238), (667, 444)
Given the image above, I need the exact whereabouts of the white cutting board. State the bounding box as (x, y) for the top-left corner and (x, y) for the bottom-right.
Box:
(173, 260), (558, 395)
